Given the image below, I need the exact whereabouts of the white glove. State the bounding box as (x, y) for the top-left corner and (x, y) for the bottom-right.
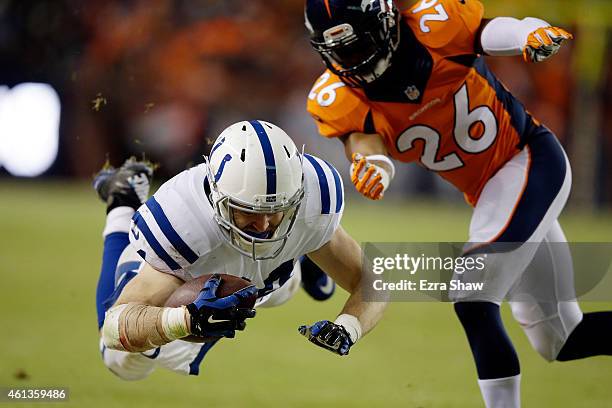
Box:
(523, 26), (573, 63)
(349, 153), (395, 200)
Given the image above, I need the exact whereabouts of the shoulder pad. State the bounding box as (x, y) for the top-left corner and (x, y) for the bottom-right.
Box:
(307, 70), (370, 138)
(302, 154), (344, 218)
(129, 165), (221, 273)
(296, 154), (345, 252)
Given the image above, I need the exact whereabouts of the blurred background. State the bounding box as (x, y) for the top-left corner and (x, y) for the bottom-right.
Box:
(1, 1), (611, 407)
(0, 0), (610, 207)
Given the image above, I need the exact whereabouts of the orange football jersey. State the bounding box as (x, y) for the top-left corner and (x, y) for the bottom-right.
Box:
(307, 0), (539, 206)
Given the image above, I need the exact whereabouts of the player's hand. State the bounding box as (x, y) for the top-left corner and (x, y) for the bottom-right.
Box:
(523, 26), (573, 63)
(186, 274), (257, 339)
(298, 320), (353, 356)
(350, 153), (395, 200)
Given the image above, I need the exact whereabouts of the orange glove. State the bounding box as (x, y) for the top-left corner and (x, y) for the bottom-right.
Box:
(350, 153), (395, 200)
(523, 26), (573, 63)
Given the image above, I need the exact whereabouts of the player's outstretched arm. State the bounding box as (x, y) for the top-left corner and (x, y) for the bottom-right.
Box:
(102, 264), (256, 352)
(343, 132), (395, 200)
(299, 226), (386, 355)
(477, 17), (572, 63)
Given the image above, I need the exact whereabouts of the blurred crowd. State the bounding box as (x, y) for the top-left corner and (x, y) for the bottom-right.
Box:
(0, 0), (610, 206)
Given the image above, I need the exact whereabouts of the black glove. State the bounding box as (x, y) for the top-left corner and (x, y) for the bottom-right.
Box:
(298, 320), (353, 356)
(186, 274), (257, 338)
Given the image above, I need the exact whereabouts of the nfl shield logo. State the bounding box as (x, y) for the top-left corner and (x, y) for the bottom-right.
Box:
(404, 85), (420, 101)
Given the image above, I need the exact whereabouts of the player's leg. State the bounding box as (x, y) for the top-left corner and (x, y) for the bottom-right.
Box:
(94, 158), (154, 327)
(508, 221), (582, 361)
(100, 243), (213, 378)
(95, 159), (226, 378)
(98, 245), (158, 380)
(557, 312), (612, 360)
(451, 128), (571, 408)
(96, 207), (134, 330)
(454, 302), (521, 406)
(147, 339), (219, 376)
(510, 221), (612, 362)
(551, 222), (612, 361)
(94, 159), (157, 380)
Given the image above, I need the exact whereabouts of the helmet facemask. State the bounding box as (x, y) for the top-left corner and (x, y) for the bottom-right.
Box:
(211, 186), (304, 261)
(307, 0), (400, 87)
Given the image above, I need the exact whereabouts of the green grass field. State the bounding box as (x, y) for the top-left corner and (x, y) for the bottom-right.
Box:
(1, 181), (611, 407)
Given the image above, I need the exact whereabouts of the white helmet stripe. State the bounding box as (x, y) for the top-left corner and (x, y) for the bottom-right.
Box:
(249, 120), (276, 195)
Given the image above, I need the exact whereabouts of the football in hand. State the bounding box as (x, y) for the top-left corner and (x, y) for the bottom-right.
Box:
(164, 273), (257, 343)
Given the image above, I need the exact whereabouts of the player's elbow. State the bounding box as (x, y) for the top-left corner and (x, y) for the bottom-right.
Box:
(344, 272), (361, 295)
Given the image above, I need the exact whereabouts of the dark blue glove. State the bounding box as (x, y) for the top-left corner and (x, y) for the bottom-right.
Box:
(186, 274), (257, 339)
(298, 320), (353, 356)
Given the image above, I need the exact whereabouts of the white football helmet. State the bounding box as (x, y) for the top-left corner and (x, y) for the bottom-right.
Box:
(205, 120), (304, 260)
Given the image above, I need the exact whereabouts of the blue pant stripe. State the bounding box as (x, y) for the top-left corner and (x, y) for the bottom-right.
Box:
(495, 128), (567, 243)
(132, 211), (181, 271)
(189, 340), (219, 375)
(141, 347), (161, 360)
(146, 197), (198, 264)
(305, 155), (330, 214)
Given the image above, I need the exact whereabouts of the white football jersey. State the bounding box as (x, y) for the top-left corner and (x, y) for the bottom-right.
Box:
(129, 154), (344, 299)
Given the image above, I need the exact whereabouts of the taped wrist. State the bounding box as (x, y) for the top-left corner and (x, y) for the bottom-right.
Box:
(481, 17), (549, 56)
(335, 314), (362, 343)
(102, 303), (190, 352)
